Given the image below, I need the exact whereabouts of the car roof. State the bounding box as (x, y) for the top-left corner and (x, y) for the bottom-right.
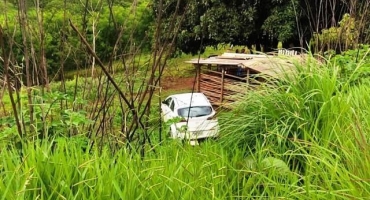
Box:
(170, 93), (211, 108)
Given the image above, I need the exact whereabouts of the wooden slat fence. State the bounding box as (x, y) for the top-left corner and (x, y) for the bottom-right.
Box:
(199, 70), (250, 107)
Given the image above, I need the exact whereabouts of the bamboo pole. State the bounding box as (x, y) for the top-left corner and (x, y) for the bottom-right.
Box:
(220, 67), (225, 104)
(196, 64), (201, 92)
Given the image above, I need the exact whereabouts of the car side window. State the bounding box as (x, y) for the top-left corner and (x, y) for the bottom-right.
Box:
(163, 97), (172, 106)
(170, 101), (175, 111)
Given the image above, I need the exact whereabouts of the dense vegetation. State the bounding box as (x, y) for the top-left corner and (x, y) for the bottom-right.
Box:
(2, 50), (370, 199)
(1, 0), (153, 74)
(2, 0), (370, 199)
(2, 0), (370, 74)
(162, 0), (370, 54)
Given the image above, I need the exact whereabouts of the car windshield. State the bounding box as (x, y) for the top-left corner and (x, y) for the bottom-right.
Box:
(177, 106), (213, 118)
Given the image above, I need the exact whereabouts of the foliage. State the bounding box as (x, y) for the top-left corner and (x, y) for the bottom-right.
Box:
(2, 50), (370, 198)
(262, 0), (298, 42)
(329, 44), (370, 85)
(155, 0), (301, 53)
(159, 0), (370, 54)
(1, 0), (154, 75)
(311, 13), (360, 53)
(3, 0), (370, 197)
(0, 89), (92, 140)
(220, 56), (337, 152)
(218, 53), (370, 198)
(0, 139), (246, 199)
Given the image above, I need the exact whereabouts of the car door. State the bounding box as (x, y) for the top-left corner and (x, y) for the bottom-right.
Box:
(161, 97), (173, 122)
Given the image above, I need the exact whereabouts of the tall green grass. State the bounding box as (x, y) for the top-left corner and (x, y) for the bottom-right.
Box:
(3, 52), (370, 199)
(0, 138), (251, 199)
(219, 54), (370, 199)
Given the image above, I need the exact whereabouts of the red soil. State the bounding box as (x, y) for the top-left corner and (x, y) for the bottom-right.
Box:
(161, 77), (195, 91)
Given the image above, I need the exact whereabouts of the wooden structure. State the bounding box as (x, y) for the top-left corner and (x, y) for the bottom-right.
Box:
(186, 53), (302, 107)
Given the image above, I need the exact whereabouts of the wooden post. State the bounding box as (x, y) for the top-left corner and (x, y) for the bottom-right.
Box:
(246, 68), (250, 85)
(220, 67), (225, 104)
(196, 64), (201, 92)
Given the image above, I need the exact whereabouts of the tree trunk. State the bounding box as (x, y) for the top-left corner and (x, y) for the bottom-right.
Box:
(18, 0), (34, 132)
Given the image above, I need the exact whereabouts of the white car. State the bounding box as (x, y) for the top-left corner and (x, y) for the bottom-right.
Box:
(161, 93), (219, 141)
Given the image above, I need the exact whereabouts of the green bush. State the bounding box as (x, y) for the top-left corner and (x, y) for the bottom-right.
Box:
(330, 44), (370, 85)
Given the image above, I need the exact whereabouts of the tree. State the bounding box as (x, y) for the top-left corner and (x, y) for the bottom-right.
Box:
(159, 0), (370, 54)
(156, 0), (301, 54)
(262, 0), (298, 44)
(155, 0), (257, 54)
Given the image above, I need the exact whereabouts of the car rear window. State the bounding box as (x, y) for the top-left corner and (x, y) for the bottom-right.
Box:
(178, 106), (213, 118)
